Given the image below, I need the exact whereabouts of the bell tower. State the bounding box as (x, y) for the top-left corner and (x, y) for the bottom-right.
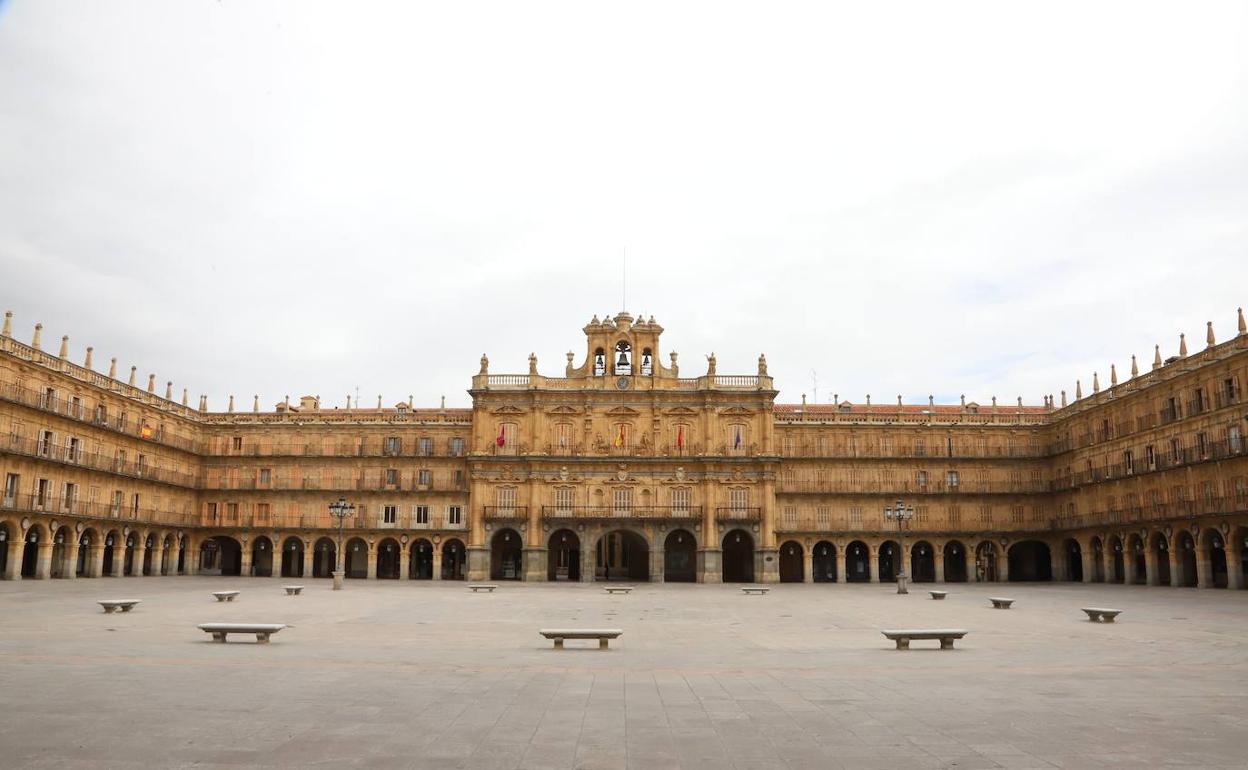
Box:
(567, 312), (673, 380)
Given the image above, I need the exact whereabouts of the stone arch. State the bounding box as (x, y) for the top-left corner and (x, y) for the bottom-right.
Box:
(102, 529), (122, 576)
(910, 540), (936, 583)
(0, 520), (12, 578)
(942, 540), (967, 583)
(161, 533), (177, 576)
(1149, 531), (1171, 586)
(1174, 530), (1197, 586)
(1007, 540), (1052, 581)
(377, 537), (401, 579)
(778, 540), (803, 583)
(1062, 538), (1083, 582)
(548, 529), (580, 582)
(312, 537), (336, 578)
(409, 538), (434, 580)
(721, 528), (754, 583)
(141, 532), (159, 576)
(1125, 533), (1146, 584)
(663, 529), (696, 582)
(201, 535), (242, 576)
(975, 541), (999, 582)
(441, 538), (466, 580)
(251, 535), (274, 577)
(812, 540), (837, 583)
(1201, 528), (1228, 589)
(878, 539), (900, 582)
(344, 537), (368, 579)
(49, 525), (74, 578)
(1088, 536), (1105, 582)
(76, 527), (98, 577)
(21, 521), (47, 578)
(1233, 524), (1248, 590)
(281, 536), (305, 578)
(845, 540), (870, 582)
(490, 528), (523, 580)
(1107, 535), (1125, 583)
(596, 528), (649, 582)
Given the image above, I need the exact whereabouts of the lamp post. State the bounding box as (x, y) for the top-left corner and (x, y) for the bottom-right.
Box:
(328, 497), (355, 590)
(884, 498), (915, 594)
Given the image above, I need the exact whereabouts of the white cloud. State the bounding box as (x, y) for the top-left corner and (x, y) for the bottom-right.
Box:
(1, 0), (1245, 408)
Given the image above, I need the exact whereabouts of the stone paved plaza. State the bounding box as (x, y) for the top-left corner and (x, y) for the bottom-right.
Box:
(2, 579), (1247, 769)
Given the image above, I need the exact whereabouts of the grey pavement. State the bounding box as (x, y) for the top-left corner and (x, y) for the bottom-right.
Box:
(1, 578), (1246, 769)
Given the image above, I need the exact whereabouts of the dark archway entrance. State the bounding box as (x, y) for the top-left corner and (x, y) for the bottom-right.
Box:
(975, 542), (998, 582)
(21, 526), (43, 578)
(721, 529), (754, 583)
(597, 530), (649, 581)
(846, 540), (870, 582)
(102, 531), (120, 576)
(344, 537), (368, 579)
(1007, 540), (1052, 581)
(1204, 530), (1228, 588)
(1088, 537), (1104, 582)
(1108, 536), (1125, 582)
(878, 540), (899, 582)
(548, 529), (580, 581)
(778, 540), (803, 583)
(76, 529), (96, 576)
(252, 536), (274, 577)
(281, 537), (304, 578)
(1175, 531), (1197, 586)
(441, 539), (466, 580)
(141, 534), (155, 576)
(1127, 535), (1145, 583)
(812, 541), (836, 582)
(911, 541), (935, 582)
(1150, 533), (1170, 585)
(0, 522), (11, 577)
(377, 538), (401, 579)
(664, 529), (696, 582)
(943, 541), (967, 582)
(201, 536), (241, 576)
(312, 537), (336, 578)
(1064, 539), (1083, 582)
(491, 528), (523, 580)
(410, 538), (434, 579)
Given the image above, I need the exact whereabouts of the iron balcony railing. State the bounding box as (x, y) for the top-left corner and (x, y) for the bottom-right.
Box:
(3, 435), (201, 488)
(1049, 494), (1248, 531)
(0, 382), (201, 453)
(775, 479), (1049, 495)
(540, 505), (703, 520)
(482, 506), (529, 520)
(0, 492), (197, 527)
(201, 511), (468, 531)
(715, 507), (763, 522)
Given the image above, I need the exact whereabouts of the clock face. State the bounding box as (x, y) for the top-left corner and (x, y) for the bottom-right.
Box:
(616, 376), (630, 390)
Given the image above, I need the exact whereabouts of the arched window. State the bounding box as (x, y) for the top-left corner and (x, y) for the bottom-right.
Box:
(593, 348), (606, 376)
(614, 341), (632, 375)
(641, 348), (653, 376)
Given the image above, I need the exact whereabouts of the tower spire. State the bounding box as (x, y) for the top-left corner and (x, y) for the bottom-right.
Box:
(1130, 354), (1138, 377)
(1207, 321), (1216, 348)
(1179, 332), (1188, 357)
(1153, 344), (1162, 370)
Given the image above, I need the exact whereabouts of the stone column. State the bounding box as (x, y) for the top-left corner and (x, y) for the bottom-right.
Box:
(523, 547), (546, 581)
(580, 542), (595, 583)
(1169, 548), (1183, 587)
(1144, 546), (1158, 586)
(650, 545), (665, 583)
(465, 545), (488, 581)
(759, 548), (779, 584)
(183, 540), (199, 576)
(89, 545), (105, 578)
(700, 548), (722, 583)
(998, 552), (1010, 583)
(35, 539), (53, 579)
(934, 553), (946, 583)
(301, 546), (312, 579)
(111, 545), (126, 577)
(868, 547), (879, 583)
(432, 543), (445, 580)
(803, 548), (814, 584)
(1195, 546), (1212, 588)
(3, 538), (21, 579)
(1081, 548), (1096, 583)
(1226, 545), (1245, 590)
(150, 545), (164, 578)
(1052, 546), (1068, 582)
(366, 546), (378, 579)
(399, 547), (410, 580)
(239, 543), (253, 577)
(62, 541), (79, 579)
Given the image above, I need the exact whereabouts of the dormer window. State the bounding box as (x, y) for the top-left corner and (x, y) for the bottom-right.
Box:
(614, 341), (632, 375)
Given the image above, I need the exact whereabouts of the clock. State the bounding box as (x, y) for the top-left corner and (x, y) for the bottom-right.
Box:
(616, 377), (630, 390)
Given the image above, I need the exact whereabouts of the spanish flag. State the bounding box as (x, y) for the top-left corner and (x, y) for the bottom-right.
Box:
(614, 425), (625, 447)
(495, 425), (506, 447)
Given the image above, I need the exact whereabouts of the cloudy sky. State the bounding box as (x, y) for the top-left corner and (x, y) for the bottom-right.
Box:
(1, 1), (1245, 410)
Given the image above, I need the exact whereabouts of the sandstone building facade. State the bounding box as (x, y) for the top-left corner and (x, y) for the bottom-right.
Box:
(2, 309), (1246, 589)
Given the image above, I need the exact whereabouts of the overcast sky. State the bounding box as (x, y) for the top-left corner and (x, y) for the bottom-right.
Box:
(1, 1), (1245, 410)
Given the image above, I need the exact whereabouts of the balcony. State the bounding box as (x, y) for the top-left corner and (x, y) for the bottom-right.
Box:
(3, 435), (201, 488)
(1049, 494), (1247, 531)
(482, 505), (528, 521)
(541, 505), (702, 521)
(0, 492), (196, 527)
(715, 507), (762, 522)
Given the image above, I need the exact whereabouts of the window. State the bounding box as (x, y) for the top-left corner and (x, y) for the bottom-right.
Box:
(917, 470), (929, 489)
(915, 505), (929, 523)
(946, 470), (960, 489)
(3, 473), (18, 506)
(39, 387), (55, 409)
(384, 436), (401, 455)
(67, 436), (81, 463)
(613, 487), (632, 515)
(554, 423), (572, 453)
(1235, 477), (1247, 504)
(383, 504), (397, 524)
(449, 437), (465, 456)
(671, 487), (690, 515)
(849, 506), (863, 525)
(447, 505), (462, 525)
(979, 505), (992, 524)
(259, 468), (272, 485)
(914, 440), (925, 457)
(256, 503), (270, 520)
(232, 436), (243, 452)
(414, 505), (429, 524)
(1124, 450), (1134, 475)
(947, 505), (960, 526)
(728, 487), (749, 513)
(226, 501), (238, 520)
(385, 469), (398, 486)
(38, 430), (53, 457)
(70, 396), (82, 418)
(497, 487), (516, 515)
(112, 490), (124, 516)
(453, 469), (464, 487)
(1146, 444), (1156, 469)
(93, 404), (107, 424)
(63, 482), (77, 511)
(132, 493), (141, 516)
(555, 486), (574, 515)
(418, 437), (433, 456)
(1010, 505), (1024, 524)
(137, 454), (147, 476)
(417, 469), (431, 487)
(1231, 425), (1244, 454)
(1196, 432), (1208, 458)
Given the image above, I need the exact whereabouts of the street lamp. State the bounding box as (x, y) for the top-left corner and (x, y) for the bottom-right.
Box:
(883, 498), (915, 594)
(328, 497), (355, 590)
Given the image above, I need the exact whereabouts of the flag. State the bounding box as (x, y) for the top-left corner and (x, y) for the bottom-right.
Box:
(496, 425), (506, 447)
(734, 426), (741, 449)
(614, 425), (625, 447)
(140, 424), (153, 440)
(676, 426), (684, 452)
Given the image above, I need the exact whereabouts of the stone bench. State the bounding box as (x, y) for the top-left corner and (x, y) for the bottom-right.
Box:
(1082, 607), (1123, 623)
(468, 584), (498, 593)
(881, 629), (968, 650)
(989, 597), (1015, 609)
(98, 599), (141, 613)
(212, 591), (240, 602)
(740, 587), (770, 595)
(283, 586), (304, 596)
(929, 590), (948, 600)
(198, 623), (287, 644)
(539, 628), (622, 649)
(604, 586), (633, 594)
